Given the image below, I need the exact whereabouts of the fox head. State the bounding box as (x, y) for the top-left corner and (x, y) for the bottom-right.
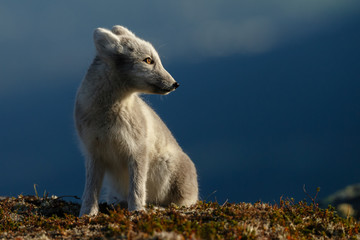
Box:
(93, 25), (179, 95)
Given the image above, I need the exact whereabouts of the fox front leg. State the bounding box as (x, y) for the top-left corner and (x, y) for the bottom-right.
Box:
(79, 157), (105, 217)
(127, 156), (148, 211)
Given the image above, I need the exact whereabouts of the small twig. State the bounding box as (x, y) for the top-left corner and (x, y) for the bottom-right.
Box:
(34, 184), (39, 199)
(303, 184), (320, 209)
(43, 190), (49, 199)
(278, 195), (284, 207)
(221, 199), (229, 207)
(204, 190), (217, 202)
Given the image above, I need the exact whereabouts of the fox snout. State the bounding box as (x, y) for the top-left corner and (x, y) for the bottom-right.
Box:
(172, 82), (180, 89)
(164, 79), (180, 93)
(155, 71), (179, 94)
(159, 81), (179, 95)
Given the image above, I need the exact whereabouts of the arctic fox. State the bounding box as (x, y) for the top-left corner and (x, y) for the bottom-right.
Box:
(74, 25), (198, 216)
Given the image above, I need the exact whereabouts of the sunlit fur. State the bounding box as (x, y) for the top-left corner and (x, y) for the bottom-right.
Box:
(75, 25), (198, 216)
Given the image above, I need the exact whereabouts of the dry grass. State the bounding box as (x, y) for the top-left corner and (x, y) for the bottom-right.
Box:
(0, 195), (359, 239)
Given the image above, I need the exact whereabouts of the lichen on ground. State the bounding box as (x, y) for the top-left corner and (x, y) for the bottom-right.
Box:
(0, 195), (359, 239)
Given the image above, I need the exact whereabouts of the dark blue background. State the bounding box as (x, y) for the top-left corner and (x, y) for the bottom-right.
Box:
(1, 2), (359, 204)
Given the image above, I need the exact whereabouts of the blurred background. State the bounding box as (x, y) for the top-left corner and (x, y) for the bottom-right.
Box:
(1, 1), (359, 204)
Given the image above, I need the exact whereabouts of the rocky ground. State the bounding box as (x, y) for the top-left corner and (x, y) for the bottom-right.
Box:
(1, 195), (359, 239)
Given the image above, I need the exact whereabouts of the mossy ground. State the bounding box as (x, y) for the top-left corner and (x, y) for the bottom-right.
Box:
(0, 195), (359, 239)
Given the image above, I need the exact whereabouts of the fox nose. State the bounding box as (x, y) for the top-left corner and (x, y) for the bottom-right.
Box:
(172, 82), (180, 89)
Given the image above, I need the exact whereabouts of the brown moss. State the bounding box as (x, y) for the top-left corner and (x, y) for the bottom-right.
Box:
(0, 196), (359, 239)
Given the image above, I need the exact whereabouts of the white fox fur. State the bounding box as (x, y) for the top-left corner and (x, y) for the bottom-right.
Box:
(74, 25), (198, 216)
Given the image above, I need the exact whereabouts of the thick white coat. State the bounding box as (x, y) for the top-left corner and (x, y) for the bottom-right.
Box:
(74, 26), (198, 216)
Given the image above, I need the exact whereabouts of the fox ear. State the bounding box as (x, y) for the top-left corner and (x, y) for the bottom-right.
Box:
(111, 25), (136, 38)
(93, 28), (122, 59)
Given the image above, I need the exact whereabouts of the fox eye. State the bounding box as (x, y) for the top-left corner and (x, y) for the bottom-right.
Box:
(143, 57), (154, 64)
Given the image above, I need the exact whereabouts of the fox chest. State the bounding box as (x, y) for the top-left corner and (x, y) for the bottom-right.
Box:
(100, 110), (147, 157)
